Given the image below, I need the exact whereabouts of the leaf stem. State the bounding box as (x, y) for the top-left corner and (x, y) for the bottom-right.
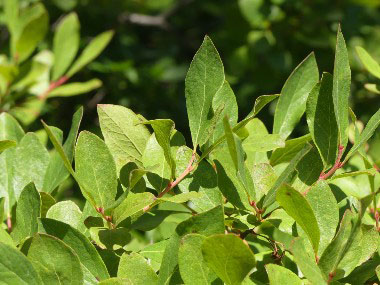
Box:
(38, 76), (69, 100)
(6, 215), (12, 233)
(319, 145), (345, 180)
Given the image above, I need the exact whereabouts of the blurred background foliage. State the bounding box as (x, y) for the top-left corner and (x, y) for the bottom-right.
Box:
(1, 0), (380, 199)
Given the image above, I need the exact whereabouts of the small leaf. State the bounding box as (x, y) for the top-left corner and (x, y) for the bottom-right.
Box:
(11, 183), (40, 244)
(276, 184), (320, 254)
(273, 53), (319, 139)
(356, 46), (380, 79)
(144, 119), (176, 179)
(158, 192), (203, 204)
(263, 143), (312, 209)
(98, 104), (150, 170)
(185, 36), (225, 148)
(202, 234), (256, 285)
(265, 264), (302, 285)
(0, 242), (42, 284)
(67, 30), (114, 77)
(0, 112), (24, 142)
(306, 181), (339, 257)
(0, 140), (16, 153)
(24, 233), (84, 284)
(345, 108), (380, 161)
(52, 12), (80, 80)
(306, 72), (339, 169)
(46, 200), (82, 229)
(270, 134), (312, 166)
(178, 234), (217, 285)
(113, 192), (155, 226)
(75, 131), (118, 209)
(332, 25), (351, 148)
(38, 218), (110, 280)
(117, 252), (158, 284)
(12, 3), (49, 63)
(48, 79), (102, 98)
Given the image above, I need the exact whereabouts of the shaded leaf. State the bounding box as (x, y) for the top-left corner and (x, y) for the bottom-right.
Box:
(0, 140), (16, 153)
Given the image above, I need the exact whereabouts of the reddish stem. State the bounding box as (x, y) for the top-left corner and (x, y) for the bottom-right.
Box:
(38, 76), (69, 100)
(6, 215), (12, 233)
(319, 145), (345, 180)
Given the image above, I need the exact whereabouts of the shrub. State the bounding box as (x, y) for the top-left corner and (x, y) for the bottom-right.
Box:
(0, 27), (379, 284)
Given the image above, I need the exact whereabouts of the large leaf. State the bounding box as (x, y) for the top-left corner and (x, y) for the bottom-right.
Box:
(24, 233), (84, 284)
(38, 218), (110, 281)
(12, 3), (49, 63)
(178, 234), (217, 285)
(144, 119), (176, 179)
(48, 79), (102, 98)
(185, 36), (224, 148)
(0, 112), (24, 142)
(265, 264), (302, 285)
(306, 181), (339, 257)
(42, 107), (83, 193)
(273, 53), (319, 139)
(0, 242), (42, 284)
(98, 104), (150, 170)
(345, 108), (380, 161)
(356, 46), (380, 79)
(75, 131), (118, 209)
(67, 30), (114, 77)
(332, 26), (351, 148)
(117, 252), (158, 284)
(11, 183), (40, 244)
(0, 140), (16, 153)
(276, 184), (320, 254)
(52, 12), (80, 80)
(306, 72), (339, 169)
(202, 234), (256, 285)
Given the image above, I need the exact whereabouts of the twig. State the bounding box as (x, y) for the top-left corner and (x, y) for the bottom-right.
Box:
(319, 145), (345, 180)
(95, 206), (115, 229)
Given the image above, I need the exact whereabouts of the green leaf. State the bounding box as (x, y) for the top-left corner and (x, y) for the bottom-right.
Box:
(245, 94), (280, 120)
(40, 192), (55, 218)
(144, 119), (176, 179)
(158, 206), (225, 284)
(11, 183), (40, 244)
(290, 238), (327, 284)
(185, 36), (225, 148)
(118, 252), (158, 284)
(12, 3), (49, 63)
(75, 131), (118, 209)
(67, 30), (114, 77)
(223, 116), (249, 192)
(46, 200), (82, 229)
(3, 0), (19, 37)
(210, 81), (238, 144)
(38, 218), (110, 280)
(318, 210), (360, 280)
(306, 181), (339, 257)
(306, 72), (339, 169)
(263, 143), (312, 209)
(42, 107), (83, 193)
(273, 53), (319, 139)
(113, 192), (156, 226)
(345, 108), (380, 161)
(178, 234), (217, 285)
(356, 46), (380, 79)
(0, 112), (24, 142)
(98, 104), (150, 170)
(176, 146), (222, 212)
(332, 26), (351, 148)
(25, 233), (84, 284)
(265, 264), (302, 285)
(99, 278), (131, 285)
(251, 163), (277, 201)
(270, 134), (312, 166)
(48, 79), (102, 98)
(0, 140), (16, 153)
(52, 12), (80, 80)
(243, 134), (284, 152)
(158, 192), (203, 204)
(377, 264), (380, 280)
(276, 184), (320, 254)
(0, 242), (42, 284)
(202, 234), (256, 285)
(364, 83), (380, 94)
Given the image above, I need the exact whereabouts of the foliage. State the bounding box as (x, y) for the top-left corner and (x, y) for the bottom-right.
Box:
(0, 28), (380, 284)
(0, 0), (112, 125)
